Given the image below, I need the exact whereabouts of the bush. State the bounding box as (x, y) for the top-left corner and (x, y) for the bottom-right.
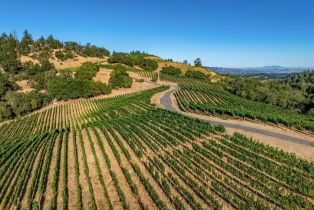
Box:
(80, 44), (110, 57)
(24, 59), (55, 76)
(4, 91), (52, 118)
(185, 70), (210, 80)
(75, 62), (99, 80)
(161, 66), (182, 75)
(214, 124), (226, 133)
(109, 65), (133, 89)
(55, 50), (74, 61)
(108, 52), (158, 71)
(47, 78), (111, 100)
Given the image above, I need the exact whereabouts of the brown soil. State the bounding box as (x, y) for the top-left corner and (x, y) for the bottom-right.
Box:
(110, 130), (175, 209)
(16, 80), (34, 93)
(98, 127), (157, 209)
(93, 128), (141, 209)
(75, 130), (93, 210)
(56, 133), (65, 209)
(67, 131), (78, 210)
(92, 68), (112, 84)
(81, 129), (108, 209)
(94, 128), (125, 209)
(42, 134), (60, 209)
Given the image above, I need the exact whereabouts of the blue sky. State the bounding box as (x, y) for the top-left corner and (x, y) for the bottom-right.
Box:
(1, 0), (313, 67)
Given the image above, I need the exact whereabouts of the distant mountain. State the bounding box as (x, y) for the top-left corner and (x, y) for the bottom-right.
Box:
(207, 66), (313, 76)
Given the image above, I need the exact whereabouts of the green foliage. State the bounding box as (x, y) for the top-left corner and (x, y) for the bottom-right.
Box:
(29, 70), (56, 90)
(166, 75), (314, 131)
(108, 52), (158, 71)
(55, 50), (74, 61)
(223, 75), (310, 112)
(19, 30), (34, 55)
(46, 35), (63, 49)
(215, 124), (226, 133)
(185, 69), (210, 80)
(161, 66), (182, 75)
(47, 78), (111, 100)
(194, 58), (202, 67)
(80, 43), (110, 57)
(0, 73), (16, 97)
(75, 62), (99, 80)
(0, 33), (21, 73)
(109, 65), (133, 88)
(24, 59), (55, 76)
(3, 91), (52, 118)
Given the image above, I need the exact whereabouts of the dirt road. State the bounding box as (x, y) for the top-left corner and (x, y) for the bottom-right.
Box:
(152, 84), (314, 161)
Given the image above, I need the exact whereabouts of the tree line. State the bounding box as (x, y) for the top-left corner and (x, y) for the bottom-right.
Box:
(221, 71), (314, 115)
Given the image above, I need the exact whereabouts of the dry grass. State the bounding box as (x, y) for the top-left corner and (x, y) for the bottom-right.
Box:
(146, 55), (217, 77)
(20, 50), (108, 70)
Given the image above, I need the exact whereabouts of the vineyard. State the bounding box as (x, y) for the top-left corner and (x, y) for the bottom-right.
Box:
(1, 85), (314, 210)
(160, 74), (314, 132)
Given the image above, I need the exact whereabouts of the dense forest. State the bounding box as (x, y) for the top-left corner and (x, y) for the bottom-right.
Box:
(221, 71), (314, 115)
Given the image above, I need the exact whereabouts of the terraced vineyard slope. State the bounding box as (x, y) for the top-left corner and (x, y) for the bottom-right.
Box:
(161, 74), (314, 132)
(0, 86), (314, 210)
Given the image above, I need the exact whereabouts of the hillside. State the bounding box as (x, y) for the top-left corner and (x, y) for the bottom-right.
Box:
(146, 56), (218, 77)
(1, 31), (314, 210)
(20, 51), (108, 70)
(1, 86), (314, 210)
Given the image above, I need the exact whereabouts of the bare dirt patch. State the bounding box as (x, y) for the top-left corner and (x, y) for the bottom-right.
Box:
(92, 68), (112, 84)
(16, 80), (34, 93)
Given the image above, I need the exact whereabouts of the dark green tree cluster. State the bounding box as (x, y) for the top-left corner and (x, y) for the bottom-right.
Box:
(0, 89), (52, 120)
(194, 58), (202, 67)
(223, 73), (313, 114)
(0, 33), (21, 74)
(109, 64), (133, 88)
(18, 30), (34, 55)
(161, 66), (182, 75)
(23, 59), (55, 76)
(80, 43), (110, 57)
(0, 68), (52, 121)
(108, 52), (158, 71)
(55, 50), (75, 61)
(186, 69), (210, 80)
(75, 62), (100, 80)
(0, 73), (17, 97)
(47, 78), (111, 100)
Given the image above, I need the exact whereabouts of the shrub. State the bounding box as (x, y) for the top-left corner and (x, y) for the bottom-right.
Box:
(161, 66), (182, 75)
(108, 52), (158, 71)
(186, 69), (210, 80)
(47, 78), (111, 100)
(75, 62), (99, 80)
(109, 65), (133, 88)
(215, 124), (226, 133)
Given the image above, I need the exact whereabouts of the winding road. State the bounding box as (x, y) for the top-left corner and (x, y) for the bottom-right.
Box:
(154, 84), (314, 161)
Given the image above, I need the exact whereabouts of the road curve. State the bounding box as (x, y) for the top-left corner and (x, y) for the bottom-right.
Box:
(157, 85), (314, 151)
